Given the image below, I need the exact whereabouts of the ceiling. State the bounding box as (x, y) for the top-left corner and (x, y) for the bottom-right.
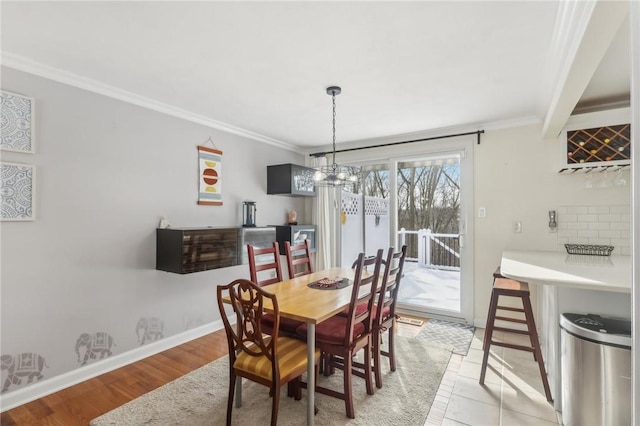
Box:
(0, 2), (631, 152)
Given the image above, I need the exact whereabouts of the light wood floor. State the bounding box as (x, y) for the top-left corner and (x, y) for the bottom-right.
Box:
(1, 316), (426, 425)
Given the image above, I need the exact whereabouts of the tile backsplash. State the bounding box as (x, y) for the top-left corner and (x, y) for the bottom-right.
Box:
(557, 204), (631, 256)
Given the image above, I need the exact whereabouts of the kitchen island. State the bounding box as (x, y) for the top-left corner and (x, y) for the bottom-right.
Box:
(500, 250), (631, 412)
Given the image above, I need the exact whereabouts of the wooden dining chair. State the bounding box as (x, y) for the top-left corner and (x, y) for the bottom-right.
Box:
(248, 242), (283, 286)
(247, 242), (302, 337)
(284, 239), (313, 279)
(296, 250), (383, 419)
(371, 245), (407, 388)
(337, 246), (407, 389)
(217, 279), (320, 426)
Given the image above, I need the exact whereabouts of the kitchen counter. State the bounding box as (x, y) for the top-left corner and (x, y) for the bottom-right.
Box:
(501, 250), (631, 292)
(500, 250), (632, 414)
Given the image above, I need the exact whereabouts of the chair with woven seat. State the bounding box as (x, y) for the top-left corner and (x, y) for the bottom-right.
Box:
(217, 278), (321, 426)
(284, 239), (313, 279)
(248, 242), (302, 337)
(479, 276), (553, 402)
(296, 249), (383, 419)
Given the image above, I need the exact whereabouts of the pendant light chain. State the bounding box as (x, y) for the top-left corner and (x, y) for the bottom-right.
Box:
(331, 90), (337, 171)
(313, 85), (359, 187)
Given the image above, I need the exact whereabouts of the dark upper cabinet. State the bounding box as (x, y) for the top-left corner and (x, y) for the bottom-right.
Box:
(267, 163), (316, 196)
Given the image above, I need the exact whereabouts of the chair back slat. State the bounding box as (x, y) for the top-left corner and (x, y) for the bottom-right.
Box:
(375, 245), (407, 326)
(248, 242), (283, 286)
(284, 240), (313, 279)
(345, 250), (383, 346)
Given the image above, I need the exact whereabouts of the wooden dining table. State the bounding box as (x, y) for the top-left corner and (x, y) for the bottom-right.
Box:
(227, 266), (362, 426)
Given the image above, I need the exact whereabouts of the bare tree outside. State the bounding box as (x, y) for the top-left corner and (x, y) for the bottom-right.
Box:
(348, 159), (461, 262)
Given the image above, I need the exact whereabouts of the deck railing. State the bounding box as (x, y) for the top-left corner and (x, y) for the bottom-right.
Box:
(398, 228), (460, 270)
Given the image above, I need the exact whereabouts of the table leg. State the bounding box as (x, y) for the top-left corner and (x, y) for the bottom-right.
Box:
(307, 323), (315, 426)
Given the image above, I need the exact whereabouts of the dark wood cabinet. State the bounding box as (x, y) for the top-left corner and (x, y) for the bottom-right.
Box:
(274, 225), (317, 255)
(267, 163), (316, 196)
(156, 227), (276, 274)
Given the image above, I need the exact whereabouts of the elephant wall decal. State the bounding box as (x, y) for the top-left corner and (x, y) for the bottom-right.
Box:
(183, 314), (203, 331)
(135, 317), (165, 345)
(75, 332), (116, 366)
(1, 352), (48, 393)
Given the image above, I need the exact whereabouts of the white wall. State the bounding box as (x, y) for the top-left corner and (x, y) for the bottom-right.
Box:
(473, 122), (631, 325)
(0, 67), (306, 406)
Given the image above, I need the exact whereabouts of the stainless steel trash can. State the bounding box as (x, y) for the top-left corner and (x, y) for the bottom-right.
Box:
(560, 313), (631, 426)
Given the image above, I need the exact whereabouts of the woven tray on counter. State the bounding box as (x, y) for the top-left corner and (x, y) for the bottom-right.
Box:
(564, 244), (614, 256)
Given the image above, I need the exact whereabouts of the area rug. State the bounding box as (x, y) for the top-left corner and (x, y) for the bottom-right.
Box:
(415, 318), (475, 355)
(90, 336), (451, 426)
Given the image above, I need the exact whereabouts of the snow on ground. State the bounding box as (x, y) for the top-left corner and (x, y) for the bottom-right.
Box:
(398, 261), (461, 312)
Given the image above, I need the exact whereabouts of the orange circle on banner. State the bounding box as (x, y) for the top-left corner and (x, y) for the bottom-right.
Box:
(203, 168), (218, 185)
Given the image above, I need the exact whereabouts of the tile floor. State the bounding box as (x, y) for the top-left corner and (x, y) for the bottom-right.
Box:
(424, 328), (562, 426)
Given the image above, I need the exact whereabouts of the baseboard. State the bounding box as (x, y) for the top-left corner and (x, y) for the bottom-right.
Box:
(0, 321), (222, 412)
(396, 307), (469, 325)
(473, 317), (487, 329)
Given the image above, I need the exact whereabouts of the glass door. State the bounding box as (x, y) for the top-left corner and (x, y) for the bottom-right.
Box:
(338, 143), (474, 323)
(393, 154), (467, 320)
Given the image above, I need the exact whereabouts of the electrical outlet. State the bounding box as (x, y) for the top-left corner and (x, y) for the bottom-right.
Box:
(514, 221), (522, 233)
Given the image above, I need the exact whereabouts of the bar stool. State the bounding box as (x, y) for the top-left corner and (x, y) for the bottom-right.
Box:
(482, 266), (506, 351)
(479, 276), (553, 402)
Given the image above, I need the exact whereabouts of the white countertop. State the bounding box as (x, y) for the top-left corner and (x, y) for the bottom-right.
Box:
(501, 250), (631, 293)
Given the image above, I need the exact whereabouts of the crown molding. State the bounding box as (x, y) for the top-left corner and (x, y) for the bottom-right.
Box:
(1, 52), (303, 154)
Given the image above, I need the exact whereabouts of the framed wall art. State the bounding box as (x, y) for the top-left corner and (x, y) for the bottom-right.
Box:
(1, 90), (35, 153)
(197, 144), (223, 206)
(1, 162), (35, 221)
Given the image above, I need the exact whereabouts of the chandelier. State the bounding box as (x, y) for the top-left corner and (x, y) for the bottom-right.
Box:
(313, 86), (360, 187)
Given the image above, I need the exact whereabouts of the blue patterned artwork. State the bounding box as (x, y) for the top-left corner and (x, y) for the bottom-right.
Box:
(1, 162), (35, 221)
(1, 91), (34, 153)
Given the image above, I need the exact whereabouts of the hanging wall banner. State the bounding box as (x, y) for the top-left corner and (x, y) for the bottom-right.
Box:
(197, 145), (223, 206)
